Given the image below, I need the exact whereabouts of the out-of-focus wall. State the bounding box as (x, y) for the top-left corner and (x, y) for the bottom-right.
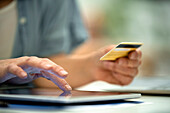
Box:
(78, 0), (170, 76)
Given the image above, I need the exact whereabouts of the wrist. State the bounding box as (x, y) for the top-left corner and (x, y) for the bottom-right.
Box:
(83, 52), (100, 82)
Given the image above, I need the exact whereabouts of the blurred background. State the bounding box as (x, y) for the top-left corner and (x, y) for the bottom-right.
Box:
(77, 0), (170, 77)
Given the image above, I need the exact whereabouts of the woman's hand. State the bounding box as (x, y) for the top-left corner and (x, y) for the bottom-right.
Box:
(88, 45), (142, 86)
(0, 56), (72, 91)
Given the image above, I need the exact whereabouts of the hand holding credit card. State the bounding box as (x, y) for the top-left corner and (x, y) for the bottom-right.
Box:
(100, 42), (143, 61)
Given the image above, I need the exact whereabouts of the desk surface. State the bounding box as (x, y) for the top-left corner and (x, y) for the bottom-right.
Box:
(0, 95), (170, 113)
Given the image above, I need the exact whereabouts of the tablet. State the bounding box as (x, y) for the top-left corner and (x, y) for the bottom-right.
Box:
(0, 88), (141, 105)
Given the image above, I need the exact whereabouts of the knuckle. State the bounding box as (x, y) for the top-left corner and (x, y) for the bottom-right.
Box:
(127, 68), (134, 75)
(135, 60), (139, 67)
(55, 65), (64, 71)
(122, 78), (133, 86)
(130, 60), (138, 67)
(25, 57), (32, 62)
(42, 58), (50, 61)
(103, 61), (114, 70)
(39, 58), (50, 64)
(42, 58), (52, 63)
(108, 62), (114, 70)
(129, 68), (138, 76)
(134, 60), (141, 67)
(30, 56), (38, 59)
(134, 69), (138, 76)
(7, 64), (18, 74)
(30, 56), (39, 60)
(25, 56), (37, 62)
(114, 65), (118, 71)
(118, 58), (128, 66)
(21, 56), (29, 59)
(7, 64), (15, 71)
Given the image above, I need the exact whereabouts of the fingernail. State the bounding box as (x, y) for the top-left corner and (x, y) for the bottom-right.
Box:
(45, 64), (52, 68)
(21, 72), (27, 78)
(65, 85), (72, 91)
(60, 70), (68, 75)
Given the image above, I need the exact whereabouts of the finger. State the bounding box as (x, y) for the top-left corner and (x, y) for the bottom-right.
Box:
(116, 58), (140, 68)
(94, 68), (121, 85)
(41, 71), (72, 91)
(60, 91), (72, 97)
(19, 57), (68, 78)
(50, 65), (68, 79)
(101, 61), (115, 71)
(114, 64), (139, 77)
(7, 64), (27, 79)
(28, 73), (43, 79)
(102, 61), (138, 77)
(112, 72), (133, 86)
(109, 73), (122, 85)
(102, 72), (121, 85)
(128, 49), (142, 60)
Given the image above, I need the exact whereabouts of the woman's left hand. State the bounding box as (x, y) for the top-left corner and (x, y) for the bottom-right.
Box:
(88, 45), (142, 85)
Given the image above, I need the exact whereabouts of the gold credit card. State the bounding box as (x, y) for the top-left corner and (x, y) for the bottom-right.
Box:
(100, 42), (143, 61)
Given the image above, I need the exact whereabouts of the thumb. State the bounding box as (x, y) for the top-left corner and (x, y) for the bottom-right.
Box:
(96, 45), (116, 59)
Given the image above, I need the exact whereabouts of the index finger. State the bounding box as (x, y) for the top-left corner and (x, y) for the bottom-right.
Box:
(41, 70), (72, 91)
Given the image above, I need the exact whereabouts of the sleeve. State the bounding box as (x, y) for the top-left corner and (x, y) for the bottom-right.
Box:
(38, 0), (88, 57)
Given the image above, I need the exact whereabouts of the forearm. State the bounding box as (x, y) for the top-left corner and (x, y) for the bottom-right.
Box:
(49, 54), (95, 88)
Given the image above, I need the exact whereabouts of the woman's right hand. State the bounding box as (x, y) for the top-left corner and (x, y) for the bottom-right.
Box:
(0, 56), (72, 91)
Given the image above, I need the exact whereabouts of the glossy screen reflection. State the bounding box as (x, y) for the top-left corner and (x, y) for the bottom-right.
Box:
(0, 88), (130, 98)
